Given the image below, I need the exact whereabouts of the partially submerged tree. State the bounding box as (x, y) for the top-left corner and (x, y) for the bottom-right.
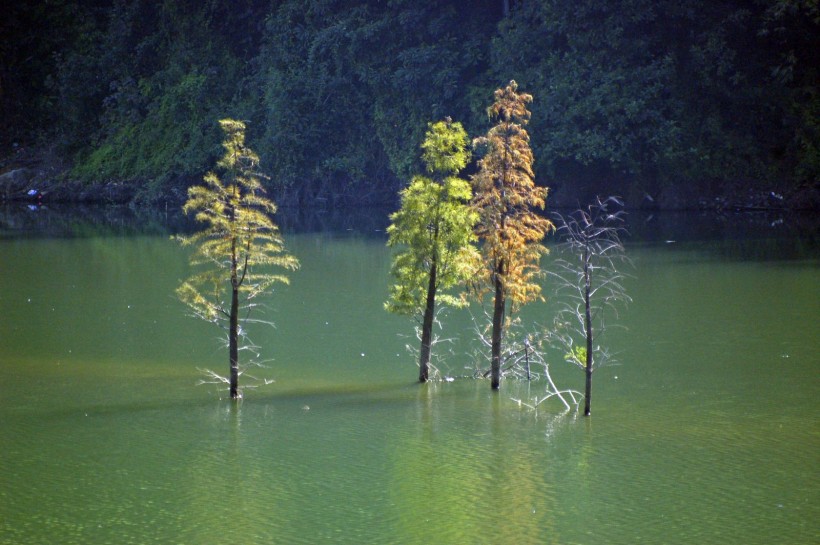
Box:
(549, 196), (631, 415)
(176, 118), (299, 399)
(469, 319), (582, 412)
(471, 81), (554, 390)
(386, 119), (479, 382)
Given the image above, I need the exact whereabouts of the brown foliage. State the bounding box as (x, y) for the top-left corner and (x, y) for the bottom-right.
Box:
(472, 80), (553, 310)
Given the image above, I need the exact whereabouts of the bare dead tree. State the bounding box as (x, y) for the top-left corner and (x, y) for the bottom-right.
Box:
(548, 196), (632, 416)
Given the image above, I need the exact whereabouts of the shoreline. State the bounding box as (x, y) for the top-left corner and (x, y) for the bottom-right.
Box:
(2, 147), (817, 212)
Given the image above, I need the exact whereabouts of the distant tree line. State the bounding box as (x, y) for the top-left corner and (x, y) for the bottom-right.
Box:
(2, 0), (817, 208)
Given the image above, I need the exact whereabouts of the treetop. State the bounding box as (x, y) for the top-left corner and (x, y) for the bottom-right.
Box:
(488, 80), (532, 125)
(421, 118), (471, 177)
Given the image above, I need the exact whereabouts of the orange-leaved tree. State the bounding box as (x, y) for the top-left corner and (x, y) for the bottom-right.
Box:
(471, 81), (553, 390)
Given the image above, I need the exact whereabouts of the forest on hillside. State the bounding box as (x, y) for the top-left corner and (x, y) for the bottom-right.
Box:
(1, 0), (818, 209)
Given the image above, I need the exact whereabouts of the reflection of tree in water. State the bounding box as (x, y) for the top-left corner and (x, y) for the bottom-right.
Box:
(0, 204), (183, 238)
(180, 404), (281, 543)
(274, 205), (393, 237)
(0, 203), (395, 240)
(615, 210), (820, 261)
(388, 384), (562, 543)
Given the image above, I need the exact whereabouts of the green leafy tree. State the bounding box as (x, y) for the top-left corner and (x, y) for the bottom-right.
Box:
(256, 0), (499, 204)
(9, 0), (817, 209)
(257, 1), (387, 202)
(471, 81), (553, 390)
(386, 119), (479, 382)
(176, 119), (299, 399)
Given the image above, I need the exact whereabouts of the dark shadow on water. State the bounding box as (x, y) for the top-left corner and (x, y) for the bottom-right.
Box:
(48, 380), (426, 420)
(0, 202), (394, 239)
(275, 205), (393, 237)
(549, 209), (820, 262)
(0, 203), (186, 239)
(621, 209), (819, 246)
(3, 203), (817, 261)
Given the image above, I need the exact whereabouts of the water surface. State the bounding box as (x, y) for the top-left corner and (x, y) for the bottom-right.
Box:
(1, 206), (817, 544)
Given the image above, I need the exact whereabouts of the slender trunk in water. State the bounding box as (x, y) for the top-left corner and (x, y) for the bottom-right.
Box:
(418, 259), (437, 382)
(229, 283), (239, 399)
(490, 262), (505, 390)
(583, 245), (593, 416)
(229, 231), (240, 400)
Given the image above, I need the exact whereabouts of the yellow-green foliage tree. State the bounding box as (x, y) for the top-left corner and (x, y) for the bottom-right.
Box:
(386, 119), (479, 382)
(176, 119), (299, 399)
(472, 81), (554, 390)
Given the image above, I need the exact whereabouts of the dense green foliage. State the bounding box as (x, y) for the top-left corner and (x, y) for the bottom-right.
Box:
(490, 0), (820, 206)
(2, 0), (817, 207)
(176, 118), (298, 398)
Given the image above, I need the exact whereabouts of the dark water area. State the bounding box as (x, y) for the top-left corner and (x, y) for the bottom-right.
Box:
(3, 201), (818, 243)
(1, 205), (818, 544)
(0, 202), (394, 241)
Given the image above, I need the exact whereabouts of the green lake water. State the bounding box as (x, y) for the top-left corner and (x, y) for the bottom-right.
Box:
(0, 206), (818, 544)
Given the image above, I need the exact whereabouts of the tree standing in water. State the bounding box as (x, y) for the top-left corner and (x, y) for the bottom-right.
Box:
(176, 119), (299, 399)
(471, 81), (553, 390)
(386, 119), (479, 382)
(549, 196), (631, 415)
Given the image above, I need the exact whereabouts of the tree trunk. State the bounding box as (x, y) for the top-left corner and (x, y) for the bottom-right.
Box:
(490, 264), (505, 390)
(583, 245), (593, 416)
(229, 232), (240, 400)
(418, 258), (437, 382)
(229, 282), (239, 399)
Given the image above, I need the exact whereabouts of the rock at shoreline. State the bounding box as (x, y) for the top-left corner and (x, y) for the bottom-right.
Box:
(0, 168), (33, 198)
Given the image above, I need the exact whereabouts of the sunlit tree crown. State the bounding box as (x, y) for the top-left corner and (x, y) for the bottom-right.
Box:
(386, 118), (479, 317)
(421, 118), (471, 176)
(176, 119), (299, 322)
(472, 81), (553, 310)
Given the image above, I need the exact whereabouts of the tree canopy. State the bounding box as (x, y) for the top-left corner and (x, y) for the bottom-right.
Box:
(472, 81), (553, 310)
